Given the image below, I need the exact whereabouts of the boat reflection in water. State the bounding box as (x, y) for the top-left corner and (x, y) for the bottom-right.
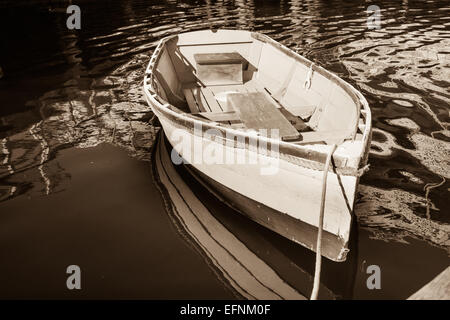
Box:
(153, 133), (357, 299)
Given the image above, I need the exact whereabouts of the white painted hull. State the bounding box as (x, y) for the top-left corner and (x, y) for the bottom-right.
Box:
(151, 110), (357, 261)
(163, 116), (354, 236)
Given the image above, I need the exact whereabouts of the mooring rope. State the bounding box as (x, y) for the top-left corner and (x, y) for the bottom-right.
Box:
(310, 143), (337, 300)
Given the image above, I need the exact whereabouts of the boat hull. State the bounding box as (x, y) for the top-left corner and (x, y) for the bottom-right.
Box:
(143, 29), (372, 262)
(184, 158), (350, 262)
(156, 114), (356, 262)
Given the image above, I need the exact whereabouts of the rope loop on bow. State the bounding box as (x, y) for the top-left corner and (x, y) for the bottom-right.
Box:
(304, 63), (314, 90)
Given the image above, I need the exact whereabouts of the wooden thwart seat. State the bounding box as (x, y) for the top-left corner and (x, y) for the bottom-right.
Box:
(194, 52), (244, 86)
(227, 92), (300, 140)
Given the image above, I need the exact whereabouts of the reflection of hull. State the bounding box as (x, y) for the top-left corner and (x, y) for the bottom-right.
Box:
(153, 133), (306, 299)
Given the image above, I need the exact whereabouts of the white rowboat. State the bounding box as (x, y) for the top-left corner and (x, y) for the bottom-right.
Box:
(143, 29), (372, 262)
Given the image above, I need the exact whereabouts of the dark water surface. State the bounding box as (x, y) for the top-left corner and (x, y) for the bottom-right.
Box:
(0, 0), (448, 299)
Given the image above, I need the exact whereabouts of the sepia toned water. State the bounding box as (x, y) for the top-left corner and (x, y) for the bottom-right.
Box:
(0, 0), (448, 299)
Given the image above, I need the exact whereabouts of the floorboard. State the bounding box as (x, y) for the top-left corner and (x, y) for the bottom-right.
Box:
(227, 92), (300, 139)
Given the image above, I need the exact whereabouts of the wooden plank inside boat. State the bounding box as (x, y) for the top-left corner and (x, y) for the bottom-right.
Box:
(194, 52), (244, 86)
(183, 88), (202, 113)
(278, 108), (309, 132)
(227, 92), (300, 140)
(194, 52), (243, 65)
(191, 87), (212, 112)
(200, 87), (225, 112)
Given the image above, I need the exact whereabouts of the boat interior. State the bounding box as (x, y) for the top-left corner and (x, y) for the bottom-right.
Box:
(150, 30), (366, 145)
